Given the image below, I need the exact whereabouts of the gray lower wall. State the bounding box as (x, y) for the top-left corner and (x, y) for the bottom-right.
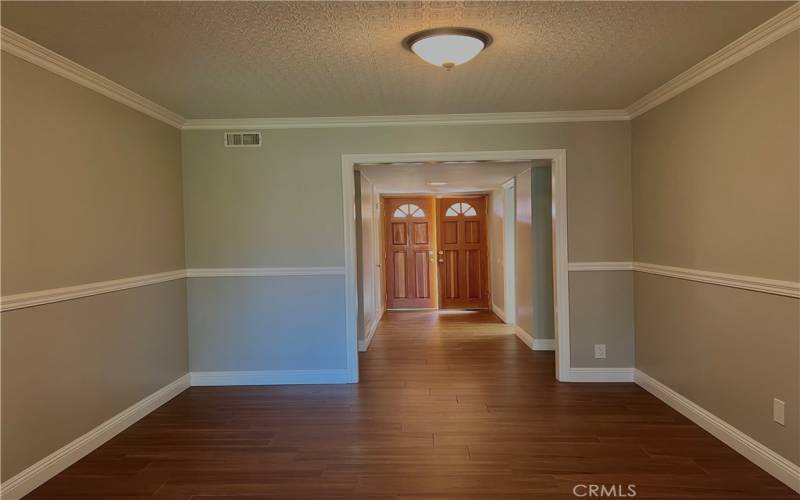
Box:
(1, 281), (189, 480)
(569, 271), (635, 367)
(632, 33), (799, 464)
(635, 274), (799, 462)
(187, 276), (347, 371)
(182, 120), (634, 371)
(1, 53), (188, 481)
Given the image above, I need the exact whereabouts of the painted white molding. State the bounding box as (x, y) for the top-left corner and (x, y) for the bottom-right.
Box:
(1, 27), (184, 128)
(634, 262), (799, 299)
(0, 374), (189, 500)
(514, 326), (534, 350)
(568, 261), (634, 272)
(183, 110), (630, 130)
(533, 338), (555, 351)
(565, 367), (634, 383)
(0, 270), (186, 312)
(186, 267), (345, 278)
(190, 369), (353, 386)
(627, 4), (800, 118)
(491, 303), (507, 323)
(635, 370), (800, 493)
(343, 149), (572, 382)
(358, 315), (380, 352)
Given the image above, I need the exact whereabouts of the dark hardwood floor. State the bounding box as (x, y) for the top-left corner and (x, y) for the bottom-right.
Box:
(26, 310), (798, 498)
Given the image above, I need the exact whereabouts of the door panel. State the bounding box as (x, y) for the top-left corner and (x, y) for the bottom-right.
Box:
(437, 197), (489, 309)
(384, 198), (437, 309)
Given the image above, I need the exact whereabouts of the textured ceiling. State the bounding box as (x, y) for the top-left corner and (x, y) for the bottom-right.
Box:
(358, 161), (536, 194)
(1, 1), (791, 119)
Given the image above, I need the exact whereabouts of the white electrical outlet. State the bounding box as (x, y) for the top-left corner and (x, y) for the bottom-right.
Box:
(594, 344), (606, 359)
(773, 398), (785, 426)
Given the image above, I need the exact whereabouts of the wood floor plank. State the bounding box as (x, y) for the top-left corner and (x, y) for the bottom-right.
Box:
(24, 310), (799, 499)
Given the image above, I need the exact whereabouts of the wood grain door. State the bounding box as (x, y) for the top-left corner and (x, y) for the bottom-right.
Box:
(384, 198), (437, 309)
(437, 196), (489, 309)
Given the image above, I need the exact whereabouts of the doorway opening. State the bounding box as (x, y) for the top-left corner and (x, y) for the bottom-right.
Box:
(342, 150), (570, 382)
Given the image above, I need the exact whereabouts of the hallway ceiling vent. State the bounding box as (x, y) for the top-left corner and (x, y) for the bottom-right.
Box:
(224, 132), (262, 147)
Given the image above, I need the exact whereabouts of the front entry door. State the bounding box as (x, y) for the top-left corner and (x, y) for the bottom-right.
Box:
(384, 198), (436, 309)
(437, 196), (489, 309)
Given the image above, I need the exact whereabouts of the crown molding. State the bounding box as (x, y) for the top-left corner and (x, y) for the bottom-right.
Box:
(1, 27), (185, 128)
(627, 3), (800, 119)
(181, 110), (631, 130)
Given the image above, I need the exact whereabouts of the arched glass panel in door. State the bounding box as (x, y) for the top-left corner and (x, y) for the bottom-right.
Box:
(393, 203), (425, 218)
(444, 202), (477, 217)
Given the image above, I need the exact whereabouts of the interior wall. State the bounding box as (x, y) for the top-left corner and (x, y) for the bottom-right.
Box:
(632, 32), (799, 463)
(488, 188), (506, 317)
(355, 171), (381, 349)
(1, 54), (188, 480)
(531, 167), (554, 340)
(182, 120), (634, 372)
(515, 169), (535, 336)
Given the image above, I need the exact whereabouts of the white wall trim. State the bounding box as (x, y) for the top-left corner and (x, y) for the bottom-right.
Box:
(627, 4), (800, 118)
(0, 374), (190, 500)
(344, 149), (572, 382)
(533, 338), (555, 351)
(0, 270), (186, 312)
(634, 262), (799, 299)
(491, 303), (507, 323)
(568, 261), (634, 272)
(190, 369), (353, 386)
(1, 27), (184, 128)
(358, 314), (380, 352)
(182, 110), (630, 130)
(514, 326), (534, 349)
(186, 267), (345, 278)
(635, 370), (800, 493)
(565, 367), (634, 383)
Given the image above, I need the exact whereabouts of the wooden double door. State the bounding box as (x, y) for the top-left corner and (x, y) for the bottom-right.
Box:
(384, 196), (489, 310)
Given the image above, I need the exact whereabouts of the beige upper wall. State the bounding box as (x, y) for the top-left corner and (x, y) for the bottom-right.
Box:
(632, 32), (799, 281)
(1, 54), (185, 295)
(632, 32), (799, 463)
(182, 120), (632, 268)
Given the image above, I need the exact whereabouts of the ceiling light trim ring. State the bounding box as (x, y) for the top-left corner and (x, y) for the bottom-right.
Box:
(402, 27), (493, 52)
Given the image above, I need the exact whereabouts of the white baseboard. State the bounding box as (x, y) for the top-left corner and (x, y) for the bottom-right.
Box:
(0, 374), (190, 500)
(190, 369), (353, 386)
(491, 303), (507, 322)
(514, 326), (533, 349)
(533, 338), (555, 351)
(358, 315), (380, 352)
(565, 367), (634, 383)
(635, 369), (800, 493)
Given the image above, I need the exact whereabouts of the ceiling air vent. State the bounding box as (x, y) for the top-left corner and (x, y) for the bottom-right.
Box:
(224, 132), (261, 147)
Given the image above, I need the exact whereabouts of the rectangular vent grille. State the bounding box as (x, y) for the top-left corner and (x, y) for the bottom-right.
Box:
(224, 132), (261, 147)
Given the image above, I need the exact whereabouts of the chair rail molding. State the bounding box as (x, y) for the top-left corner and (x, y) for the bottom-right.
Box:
(568, 261), (634, 272)
(185, 267), (345, 277)
(634, 262), (799, 298)
(0, 270), (186, 312)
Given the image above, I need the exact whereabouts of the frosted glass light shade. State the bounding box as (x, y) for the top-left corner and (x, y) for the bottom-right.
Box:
(412, 35), (485, 68)
(405, 28), (491, 69)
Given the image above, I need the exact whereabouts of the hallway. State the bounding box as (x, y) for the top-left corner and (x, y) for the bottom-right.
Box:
(25, 311), (798, 499)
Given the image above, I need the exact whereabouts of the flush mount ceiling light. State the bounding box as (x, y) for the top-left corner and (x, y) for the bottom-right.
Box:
(403, 28), (492, 70)
(427, 181), (449, 186)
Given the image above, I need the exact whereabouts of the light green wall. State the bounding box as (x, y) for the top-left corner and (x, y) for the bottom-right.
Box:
(182, 120), (634, 370)
(1, 54), (188, 480)
(632, 33), (799, 463)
